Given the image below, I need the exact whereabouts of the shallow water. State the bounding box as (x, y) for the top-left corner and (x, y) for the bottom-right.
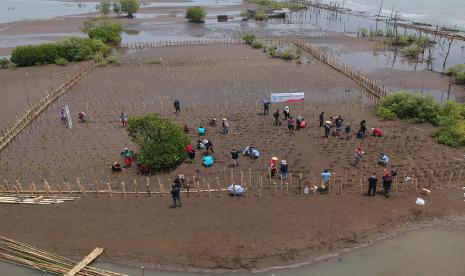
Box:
(2, 225), (465, 275)
(0, 0), (97, 23)
(320, 0), (465, 30)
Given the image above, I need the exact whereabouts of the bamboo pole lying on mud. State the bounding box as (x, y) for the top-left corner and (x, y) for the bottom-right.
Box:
(0, 237), (126, 276)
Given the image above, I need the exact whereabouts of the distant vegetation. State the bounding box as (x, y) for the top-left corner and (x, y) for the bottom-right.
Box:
(447, 64), (465, 84)
(0, 58), (10, 69)
(82, 17), (123, 45)
(377, 92), (465, 147)
(245, 0), (305, 10)
(401, 43), (422, 58)
(242, 33), (301, 61)
(185, 6), (206, 23)
(96, 1), (111, 15)
(10, 38), (109, 67)
(112, 0), (140, 18)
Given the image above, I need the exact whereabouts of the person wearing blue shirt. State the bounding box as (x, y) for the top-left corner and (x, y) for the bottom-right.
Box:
(197, 126), (206, 136)
(202, 155), (214, 167)
(320, 169), (332, 192)
(251, 147), (260, 159)
(378, 153), (389, 166)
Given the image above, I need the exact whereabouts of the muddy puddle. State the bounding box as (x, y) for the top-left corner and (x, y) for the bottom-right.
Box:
(2, 225), (465, 275)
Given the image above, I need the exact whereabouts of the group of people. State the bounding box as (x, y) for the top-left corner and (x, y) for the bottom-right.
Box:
(273, 106), (307, 133)
(367, 168), (397, 197)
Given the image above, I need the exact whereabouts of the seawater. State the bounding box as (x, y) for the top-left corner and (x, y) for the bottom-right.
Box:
(322, 0), (465, 30)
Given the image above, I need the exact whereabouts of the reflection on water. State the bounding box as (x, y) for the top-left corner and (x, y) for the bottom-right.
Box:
(3, 225), (465, 275)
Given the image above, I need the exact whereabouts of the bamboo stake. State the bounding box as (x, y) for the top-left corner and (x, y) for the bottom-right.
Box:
(133, 179), (139, 197)
(157, 177), (163, 197)
(259, 175), (263, 197)
(146, 178), (151, 197)
(216, 177), (221, 197)
(107, 183), (112, 198)
(121, 182), (126, 197)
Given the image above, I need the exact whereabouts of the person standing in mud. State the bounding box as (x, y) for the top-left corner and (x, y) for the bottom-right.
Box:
(319, 112), (325, 127)
(174, 99), (181, 114)
(263, 101), (270, 115)
(283, 106), (290, 120)
(323, 121), (331, 138)
(360, 120), (367, 134)
(367, 172), (378, 196)
(170, 175), (184, 208)
(273, 109), (281, 125)
(287, 116), (295, 134)
(382, 170), (393, 198)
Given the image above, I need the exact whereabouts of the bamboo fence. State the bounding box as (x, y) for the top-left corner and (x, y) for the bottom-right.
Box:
(119, 38), (243, 50)
(0, 61), (96, 152)
(293, 38), (390, 101)
(1, 166), (461, 199)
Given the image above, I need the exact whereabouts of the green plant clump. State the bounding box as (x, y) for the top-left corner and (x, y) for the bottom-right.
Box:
(119, 0), (140, 18)
(377, 92), (465, 147)
(96, 1), (111, 15)
(82, 18), (123, 45)
(54, 57), (68, 66)
(402, 43), (422, 58)
(11, 38), (110, 67)
(185, 6), (206, 23)
(242, 33), (257, 45)
(127, 114), (190, 170)
(254, 11), (268, 20)
(251, 39), (264, 49)
(447, 64), (465, 84)
(245, 0), (305, 10)
(0, 58), (10, 69)
(280, 48), (295, 60)
(357, 27), (369, 37)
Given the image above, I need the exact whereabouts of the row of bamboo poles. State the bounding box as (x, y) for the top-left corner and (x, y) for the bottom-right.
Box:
(0, 237), (126, 276)
(0, 61), (96, 152)
(2, 166), (462, 199)
(293, 38), (390, 101)
(119, 38), (243, 50)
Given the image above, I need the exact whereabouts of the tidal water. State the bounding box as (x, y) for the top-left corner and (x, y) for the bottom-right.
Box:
(322, 0), (465, 30)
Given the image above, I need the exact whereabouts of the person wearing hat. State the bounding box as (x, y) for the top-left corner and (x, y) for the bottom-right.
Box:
(209, 118), (217, 127)
(321, 169), (332, 192)
(120, 112), (128, 127)
(324, 120), (332, 138)
(222, 118), (230, 134)
(230, 147), (241, 166)
(283, 106), (290, 120)
(269, 157), (278, 177)
(382, 169), (392, 197)
(121, 147), (134, 166)
(378, 152), (389, 166)
(170, 175), (184, 208)
(280, 160), (289, 180)
(354, 145), (364, 167)
(111, 161), (122, 172)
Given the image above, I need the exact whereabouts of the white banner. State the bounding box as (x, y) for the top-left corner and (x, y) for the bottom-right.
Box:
(65, 104), (73, 129)
(270, 92), (304, 103)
